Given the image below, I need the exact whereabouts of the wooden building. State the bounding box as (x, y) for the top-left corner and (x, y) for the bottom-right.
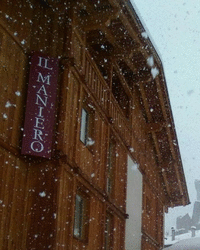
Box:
(0, 0), (189, 249)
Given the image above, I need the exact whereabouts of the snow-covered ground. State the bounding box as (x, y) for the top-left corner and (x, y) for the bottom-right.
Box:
(165, 230), (200, 247)
(164, 237), (200, 249)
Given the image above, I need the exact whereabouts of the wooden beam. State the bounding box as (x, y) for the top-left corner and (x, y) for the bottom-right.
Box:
(107, 0), (149, 50)
(174, 162), (184, 197)
(137, 82), (165, 163)
(80, 6), (143, 57)
(113, 53), (140, 71)
(80, 0), (157, 74)
(86, 25), (142, 71)
(113, 61), (133, 98)
(154, 77), (179, 162)
(145, 121), (166, 133)
(160, 159), (189, 207)
(138, 82), (152, 121)
(81, 9), (121, 31)
(151, 132), (162, 163)
(162, 169), (171, 198)
(76, 0), (96, 16)
(107, 0), (162, 71)
(79, 5), (151, 81)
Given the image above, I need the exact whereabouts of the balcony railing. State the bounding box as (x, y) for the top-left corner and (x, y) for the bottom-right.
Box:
(83, 51), (132, 147)
(84, 51), (109, 113)
(109, 94), (132, 146)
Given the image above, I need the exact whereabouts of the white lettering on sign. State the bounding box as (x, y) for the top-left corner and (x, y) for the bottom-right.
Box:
(37, 106), (44, 118)
(38, 56), (53, 70)
(37, 85), (48, 95)
(37, 72), (51, 85)
(21, 52), (58, 159)
(30, 140), (44, 152)
(31, 56), (53, 153)
(35, 94), (48, 107)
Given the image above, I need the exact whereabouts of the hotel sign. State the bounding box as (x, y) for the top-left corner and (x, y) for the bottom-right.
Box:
(21, 52), (59, 159)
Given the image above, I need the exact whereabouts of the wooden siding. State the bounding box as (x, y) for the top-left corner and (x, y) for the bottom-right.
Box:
(86, 196), (104, 249)
(57, 68), (80, 161)
(112, 215), (125, 250)
(0, 24), (27, 151)
(56, 165), (74, 249)
(93, 112), (109, 191)
(114, 143), (127, 211)
(25, 162), (58, 250)
(0, 147), (28, 249)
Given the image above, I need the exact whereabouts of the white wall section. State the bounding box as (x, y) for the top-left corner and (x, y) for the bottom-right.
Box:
(125, 156), (143, 250)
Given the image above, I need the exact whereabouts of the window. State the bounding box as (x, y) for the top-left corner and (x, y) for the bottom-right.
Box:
(106, 139), (116, 195)
(73, 192), (89, 241)
(80, 108), (89, 144)
(104, 212), (113, 250)
(80, 105), (95, 147)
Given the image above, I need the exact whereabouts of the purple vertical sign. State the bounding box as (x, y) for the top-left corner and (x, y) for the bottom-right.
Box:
(21, 52), (59, 159)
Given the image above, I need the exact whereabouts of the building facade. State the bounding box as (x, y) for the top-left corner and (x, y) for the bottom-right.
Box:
(0, 0), (189, 249)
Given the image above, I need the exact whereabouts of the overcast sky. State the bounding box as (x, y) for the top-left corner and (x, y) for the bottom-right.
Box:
(131, 0), (200, 232)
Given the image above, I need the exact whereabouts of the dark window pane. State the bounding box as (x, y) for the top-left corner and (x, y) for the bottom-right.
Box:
(80, 108), (89, 144)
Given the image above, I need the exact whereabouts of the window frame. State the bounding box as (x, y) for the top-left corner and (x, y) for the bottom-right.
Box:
(79, 102), (95, 149)
(80, 107), (89, 145)
(73, 190), (90, 242)
(106, 137), (116, 196)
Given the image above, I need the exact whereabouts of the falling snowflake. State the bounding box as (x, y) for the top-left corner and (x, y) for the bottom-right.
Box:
(147, 56), (154, 67)
(86, 138), (95, 146)
(131, 163), (139, 171)
(3, 114), (8, 119)
(151, 67), (159, 79)
(88, 104), (95, 110)
(141, 31), (148, 39)
(129, 147), (134, 152)
(39, 191), (46, 197)
(21, 39), (26, 45)
(5, 101), (12, 108)
(15, 91), (21, 96)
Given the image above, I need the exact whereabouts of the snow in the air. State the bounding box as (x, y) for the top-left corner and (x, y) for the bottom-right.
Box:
(39, 191), (46, 197)
(15, 91), (21, 96)
(3, 114), (8, 119)
(151, 67), (159, 79)
(141, 31), (148, 39)
(147, 55), (154, 67)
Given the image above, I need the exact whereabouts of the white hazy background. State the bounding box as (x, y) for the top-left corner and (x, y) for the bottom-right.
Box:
(131, 0), (200, 233)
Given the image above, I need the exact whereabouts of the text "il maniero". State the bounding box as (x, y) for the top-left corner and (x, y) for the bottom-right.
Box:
(21, 52), (59, 159)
